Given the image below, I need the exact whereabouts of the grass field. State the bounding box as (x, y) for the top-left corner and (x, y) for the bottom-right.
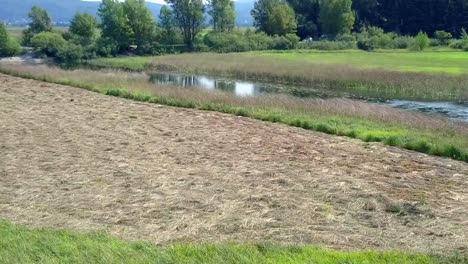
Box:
(1, 64), (466, 162)
(6, 27), (24, 42)
(2, 221), (454, 264)
(89, 50), (468, 101)
(259, 50), (468, 74)
(6, 27), (68, 43)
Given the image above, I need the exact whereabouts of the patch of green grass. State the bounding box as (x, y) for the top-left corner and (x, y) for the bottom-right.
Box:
(0, 220), (457, 264)
(90, 56), (153, 71)
(258, 50), (468, 74)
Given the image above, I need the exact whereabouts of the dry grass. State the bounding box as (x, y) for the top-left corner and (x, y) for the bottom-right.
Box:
(1, 64), (467, 162)
(2, 64), (466, 133)
(1, 74), (468, 255)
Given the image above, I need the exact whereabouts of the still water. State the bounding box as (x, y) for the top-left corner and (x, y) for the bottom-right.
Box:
(150, 72), (468, 122)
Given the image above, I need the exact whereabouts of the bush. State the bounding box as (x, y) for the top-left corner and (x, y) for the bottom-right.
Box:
(245, 30), (273, 50)
(357, 36), (379, 51)
(434, 30), (452, 46)
(356, 26), (387, 51)
(203, 31), (250, 53)
(31, 32), (66, 57)
(298, 40), (356, 50)
(394, 36), (413, 49)
(203, 31), (299, 53)
(449, 39), (464, 49)
(95, 37), (119, 57)
(56, 43), (84, 64)
(271, 34), (299, 50)
(335, 33), (356, 42)
(0, 22), (23, 57)
(411, 31), (430, 51)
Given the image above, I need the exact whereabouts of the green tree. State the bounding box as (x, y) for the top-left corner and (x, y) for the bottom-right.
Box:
(123, 0), (157, 52)
(22, 6), (53, 45)
(434, 30), (452, 45)
(251, 0), (297, 36)
(166, 0), (205, 48)
(0, 22), (22, 57)
(286, 0), (319, 38)
(319, 0), (355, 37)
(98, 0), (134, 53)
(159, 6), (178, 44)
(69, 12), (99, 46)
(208, 0), (236, 32)
(412, 31), (430, 51)
(31, 32), (66, 57)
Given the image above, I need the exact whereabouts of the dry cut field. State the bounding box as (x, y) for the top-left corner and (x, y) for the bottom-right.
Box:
(0, 73), (467, 254)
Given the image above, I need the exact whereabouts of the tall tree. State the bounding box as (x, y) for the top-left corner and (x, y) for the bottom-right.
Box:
(123, 0), (157, 50)
(98, 0), (134, 52)
(251, 0), (297, 36)
(69, 12), (99, 46)
(159, 6), (178, 44)
(208, 0), (236, 32)
(22, 6), (53, 45)
(165, 0), (205, 48)
(319, 0), (355, 37)
(0, 22), (21, 57)
(285, 0), (320, 38)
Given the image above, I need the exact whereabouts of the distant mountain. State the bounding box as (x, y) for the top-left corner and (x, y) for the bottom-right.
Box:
(1, 0), (254, 27)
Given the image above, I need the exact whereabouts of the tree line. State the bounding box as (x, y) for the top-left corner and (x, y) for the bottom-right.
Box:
(289, 0), (468, 39)
(2, 0), (468, 60)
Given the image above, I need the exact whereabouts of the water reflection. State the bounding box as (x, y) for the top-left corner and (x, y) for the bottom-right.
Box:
(387, 100), (468, 122)
(149, 72), (468, 122)
(150, 73), (281, 97)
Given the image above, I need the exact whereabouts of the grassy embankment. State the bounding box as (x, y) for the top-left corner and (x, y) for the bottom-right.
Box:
(89, 50), (468, 102)
(1, 64), (467, 162)
(0, 221), (463, 264)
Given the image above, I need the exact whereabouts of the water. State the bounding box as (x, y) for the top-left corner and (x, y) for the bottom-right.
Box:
(387, 100), (468, 122)
(149, 73), (334, 98)
(150, 72), (468, 122)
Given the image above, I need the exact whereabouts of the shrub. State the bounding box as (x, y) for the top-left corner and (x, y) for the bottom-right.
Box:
(56, 43), (84, 64)
(203, 31), (299, 52)
(95, 37), (119, 57)
(203, 31), (250, 53)
(411, 31), (430, 51)
(30, 32), (66, 57)
(356, 26), (384, 51)
(449, 39), (464, 49)
(394, 36), (413, 49)
(357, 36), (379, 51)
(429, 38), (441, 47)
(0, 22), (22, 57)
(298, 40), (356, 50)
(335, 33), (355, 42)
(245, 31), (273, 50)
(271, 34), (299, 50)
(434, 30), (452, 46)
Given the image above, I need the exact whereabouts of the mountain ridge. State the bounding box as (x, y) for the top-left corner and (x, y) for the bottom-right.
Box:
(1, 0), (254, 27)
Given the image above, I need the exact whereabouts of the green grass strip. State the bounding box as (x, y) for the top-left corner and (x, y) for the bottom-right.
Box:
(1, 220), (462, 264)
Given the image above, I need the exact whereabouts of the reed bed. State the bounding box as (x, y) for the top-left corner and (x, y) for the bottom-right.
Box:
(1, 64), (467, 162)
(148, 53), (468, 102)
